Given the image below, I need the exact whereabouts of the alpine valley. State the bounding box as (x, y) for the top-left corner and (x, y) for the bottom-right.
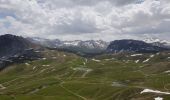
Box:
(0, 34), (170, 100)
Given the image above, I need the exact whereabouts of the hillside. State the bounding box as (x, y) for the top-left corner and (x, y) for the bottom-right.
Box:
(0, 34), (170, 100)
(0, 49), (170, 100)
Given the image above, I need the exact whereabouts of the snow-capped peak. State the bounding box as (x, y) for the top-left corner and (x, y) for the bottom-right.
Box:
(143, 35), (170, 44)
(144, 37), (169, 44)
(29, 37), (109, 50)
(143, 37), (170, 49)
(61, 40), (109, 49)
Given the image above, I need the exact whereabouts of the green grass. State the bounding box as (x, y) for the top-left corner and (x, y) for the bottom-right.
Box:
(0, 50), (170, 100)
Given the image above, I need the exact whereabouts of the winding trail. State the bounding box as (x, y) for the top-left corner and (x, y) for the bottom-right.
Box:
(59, 82), (88, 100)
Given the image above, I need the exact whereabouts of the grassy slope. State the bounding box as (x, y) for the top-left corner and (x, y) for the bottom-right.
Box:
(0, 50), (170, 100)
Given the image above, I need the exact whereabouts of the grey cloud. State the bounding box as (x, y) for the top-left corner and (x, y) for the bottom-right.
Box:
(110, 0), (139, 6)
(54, 20), (100, 34)
(39, 0), (139, 8)
(72, 0), (138, 6)
(0, 0), (170, 41)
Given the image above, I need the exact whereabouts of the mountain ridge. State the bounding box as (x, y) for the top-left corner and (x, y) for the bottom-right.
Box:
(0, 34), (42, 70)
(107, 39), (169, 53)
(0, 34), (169, 59)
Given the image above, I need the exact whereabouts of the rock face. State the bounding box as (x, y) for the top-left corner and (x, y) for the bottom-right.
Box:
(107, 39), (169, 53)
(0, 34), (41, 57)
(0, 34), (42, 70)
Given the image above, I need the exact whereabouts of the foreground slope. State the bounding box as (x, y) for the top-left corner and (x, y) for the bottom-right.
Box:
(0, 49), (170, 100)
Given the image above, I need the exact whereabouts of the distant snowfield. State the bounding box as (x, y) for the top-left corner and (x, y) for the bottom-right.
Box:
(141, 89), (170, 95)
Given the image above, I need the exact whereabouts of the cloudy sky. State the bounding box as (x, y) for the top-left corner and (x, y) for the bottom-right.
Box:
(0, 0), (170, 41)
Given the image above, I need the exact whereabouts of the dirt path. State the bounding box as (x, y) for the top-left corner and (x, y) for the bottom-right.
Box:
(60, 84), (88, 100)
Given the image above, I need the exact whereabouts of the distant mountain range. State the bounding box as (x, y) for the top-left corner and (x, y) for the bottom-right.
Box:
(28, 37), (109, 49)
(27, 36), (170, 55)
(0, 34), (170, 71)
(0, 34), (170, 68)
(27, 37), (109, 56)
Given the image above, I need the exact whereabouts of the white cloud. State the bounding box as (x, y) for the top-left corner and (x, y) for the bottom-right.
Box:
(0, 0), (170, 41)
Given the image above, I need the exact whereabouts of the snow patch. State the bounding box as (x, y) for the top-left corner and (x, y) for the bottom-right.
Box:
(25, 63), (30, 66)
(104, 59), (114, 61)
(131, 54), (143, 57)
(150, 55), (155, 58)
(156, 53), (160, 55)
(35, 51), (40, 53)
(42, 58), (47, 60)
(155, 97), (163, 100)
(42, 65), (50, 67)
(52, 57), (57, 59)
(63, 41), (79, 46)
(0, 84), (6, 89)
(143, 58), (150, 63)
(111, 82), (126, 87)
(135, 60), (140, 63)
(164, 70), (170, 73)
(141, 89), (170, 95)
(83, 62), (86, 65)
(33, 66), (36, 70)
(40, 68), (49, 73)
(92, 59), (101, 62)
